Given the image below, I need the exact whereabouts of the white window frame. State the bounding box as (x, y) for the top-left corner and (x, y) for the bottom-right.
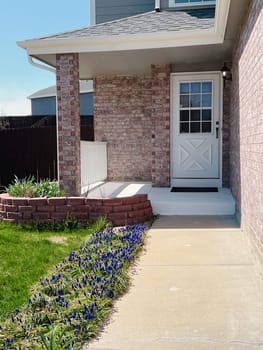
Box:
(168, 0), (216, 9)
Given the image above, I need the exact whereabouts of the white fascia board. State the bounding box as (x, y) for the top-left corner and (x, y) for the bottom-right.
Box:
(17, 29), (221, 56)
(214, 0), (230, 41)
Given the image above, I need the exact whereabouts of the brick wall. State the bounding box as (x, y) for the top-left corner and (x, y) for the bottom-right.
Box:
(94, 75), (153, 182)
(94, 65), (171, 186)
(230, 0), (263, 251)
(0, 193), (153, 227)
(94, 64), (233, 188)
(56, 53), (81, 196)
(151, 64), (171, 186)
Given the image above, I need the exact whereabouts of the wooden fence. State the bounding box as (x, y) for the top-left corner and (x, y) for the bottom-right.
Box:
(0, 125), (93, 189)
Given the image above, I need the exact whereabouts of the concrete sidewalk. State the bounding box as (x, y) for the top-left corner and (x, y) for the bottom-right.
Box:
(85, 216), (263, 350)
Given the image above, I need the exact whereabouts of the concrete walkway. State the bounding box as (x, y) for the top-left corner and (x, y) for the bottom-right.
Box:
(85, 216), (263, 350)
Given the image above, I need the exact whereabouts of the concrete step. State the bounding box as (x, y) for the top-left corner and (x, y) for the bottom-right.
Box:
(84, 182), (236, 216)
(148, 188), (235, 215)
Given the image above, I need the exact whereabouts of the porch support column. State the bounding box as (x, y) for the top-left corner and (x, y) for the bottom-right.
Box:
(151, 64), (171, 186)
(56, 53), (81, 195)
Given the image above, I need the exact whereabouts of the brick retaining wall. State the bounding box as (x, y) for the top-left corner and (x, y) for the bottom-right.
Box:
(0, 193), (153, 227)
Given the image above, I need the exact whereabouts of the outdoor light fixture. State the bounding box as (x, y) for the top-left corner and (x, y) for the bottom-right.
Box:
(221, 62), (232, 87)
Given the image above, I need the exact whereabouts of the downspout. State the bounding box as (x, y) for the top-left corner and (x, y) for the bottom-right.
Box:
(155, 0), (161, 11)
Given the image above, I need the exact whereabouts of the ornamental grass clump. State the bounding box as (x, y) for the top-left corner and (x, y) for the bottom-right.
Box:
(6, 175), (64, 198)
(0, 224), (147, 349)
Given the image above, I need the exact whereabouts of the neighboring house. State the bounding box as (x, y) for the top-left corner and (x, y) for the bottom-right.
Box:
(28, 80), (93, 116)
(18, 0), (263, 252)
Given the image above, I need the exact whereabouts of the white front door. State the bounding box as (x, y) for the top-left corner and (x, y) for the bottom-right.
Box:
(171, 73), (222, 187)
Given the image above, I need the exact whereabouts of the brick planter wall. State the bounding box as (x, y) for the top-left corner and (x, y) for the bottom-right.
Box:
(0, 193), (153, 227)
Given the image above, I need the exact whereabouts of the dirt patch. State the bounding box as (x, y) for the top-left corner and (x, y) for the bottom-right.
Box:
(47, 236), (68, 244)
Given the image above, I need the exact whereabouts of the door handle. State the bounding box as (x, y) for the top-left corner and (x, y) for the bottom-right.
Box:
(216, 121), (219, 139)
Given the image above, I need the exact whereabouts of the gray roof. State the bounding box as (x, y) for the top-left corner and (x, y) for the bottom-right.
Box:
(36, 8), (215, 41)
(28, 80), (93, 99)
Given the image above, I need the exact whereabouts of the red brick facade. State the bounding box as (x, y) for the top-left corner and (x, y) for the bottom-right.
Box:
(94, 75), (153, 182)
(151, 64), (171, 186)
(56, 53), (81, 196)
(94, 65), (232, 188)
(94, 65), (171, 186)
(230, 0), (263, 251)
(0, 193), (153, 227)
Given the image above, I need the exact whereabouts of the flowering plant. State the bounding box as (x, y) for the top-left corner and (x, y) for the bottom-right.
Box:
(0, 224), (146, 349)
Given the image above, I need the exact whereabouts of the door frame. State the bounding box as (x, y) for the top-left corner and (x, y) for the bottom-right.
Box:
(170, 71), (223, 188)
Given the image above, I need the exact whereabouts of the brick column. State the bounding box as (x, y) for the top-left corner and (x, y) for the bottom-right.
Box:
(56, 53), (81, 195)
(151, 64), (171, 187)
(222, 80), (231, 187)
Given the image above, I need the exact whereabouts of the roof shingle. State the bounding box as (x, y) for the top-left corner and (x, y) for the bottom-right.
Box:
(36, 8), (215, 41)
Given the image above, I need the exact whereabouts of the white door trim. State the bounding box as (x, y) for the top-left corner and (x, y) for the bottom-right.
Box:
(170, 71), (223, 188)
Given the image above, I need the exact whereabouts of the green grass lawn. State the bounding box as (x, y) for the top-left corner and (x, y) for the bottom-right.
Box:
(0, 221), (93, 320)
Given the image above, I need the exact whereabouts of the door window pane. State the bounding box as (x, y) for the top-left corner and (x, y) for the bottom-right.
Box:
(191, 82), (201, 93)
(202, 109), (212, 121)
(202, 94), (212, 107)
(180, 123), (189, 133)
(179, 80), (213, 134)
(180, 110), (189, 121)
(191, 94), (201, 107)
(202, 122), (212, 133)
(202, 82), (212, 93)
(180, 83), (189, 94)
(190, 122), (200, 133)
(180, 95), (189, 108)
(191, 110), (201, 121)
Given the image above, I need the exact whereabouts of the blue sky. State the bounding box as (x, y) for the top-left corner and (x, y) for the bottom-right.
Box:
(0, 1), (90, 116)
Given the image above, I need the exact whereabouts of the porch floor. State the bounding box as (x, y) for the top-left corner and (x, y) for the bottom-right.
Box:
(83, 182), (235, 216)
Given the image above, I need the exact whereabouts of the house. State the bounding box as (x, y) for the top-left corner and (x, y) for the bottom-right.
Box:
(90, 0), (156, 24)
(17, 0), (263, 252)
(28, 80), (94, 116)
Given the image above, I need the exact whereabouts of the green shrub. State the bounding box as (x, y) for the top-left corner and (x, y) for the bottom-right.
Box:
(35, 179), (65, 198)
(6, 176), (65, 198)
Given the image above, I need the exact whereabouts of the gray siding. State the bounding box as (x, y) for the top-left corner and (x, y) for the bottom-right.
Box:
(162, 0), (169, 9)
(31, 93), (94, 116)
(96, 0), (155, 23)
(80, 93), (94, 115)
(31, 97), (56, 116)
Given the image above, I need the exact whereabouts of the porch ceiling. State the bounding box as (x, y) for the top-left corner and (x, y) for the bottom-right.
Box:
(17, 0), (248, 78)
(35, 41), (234, 78)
